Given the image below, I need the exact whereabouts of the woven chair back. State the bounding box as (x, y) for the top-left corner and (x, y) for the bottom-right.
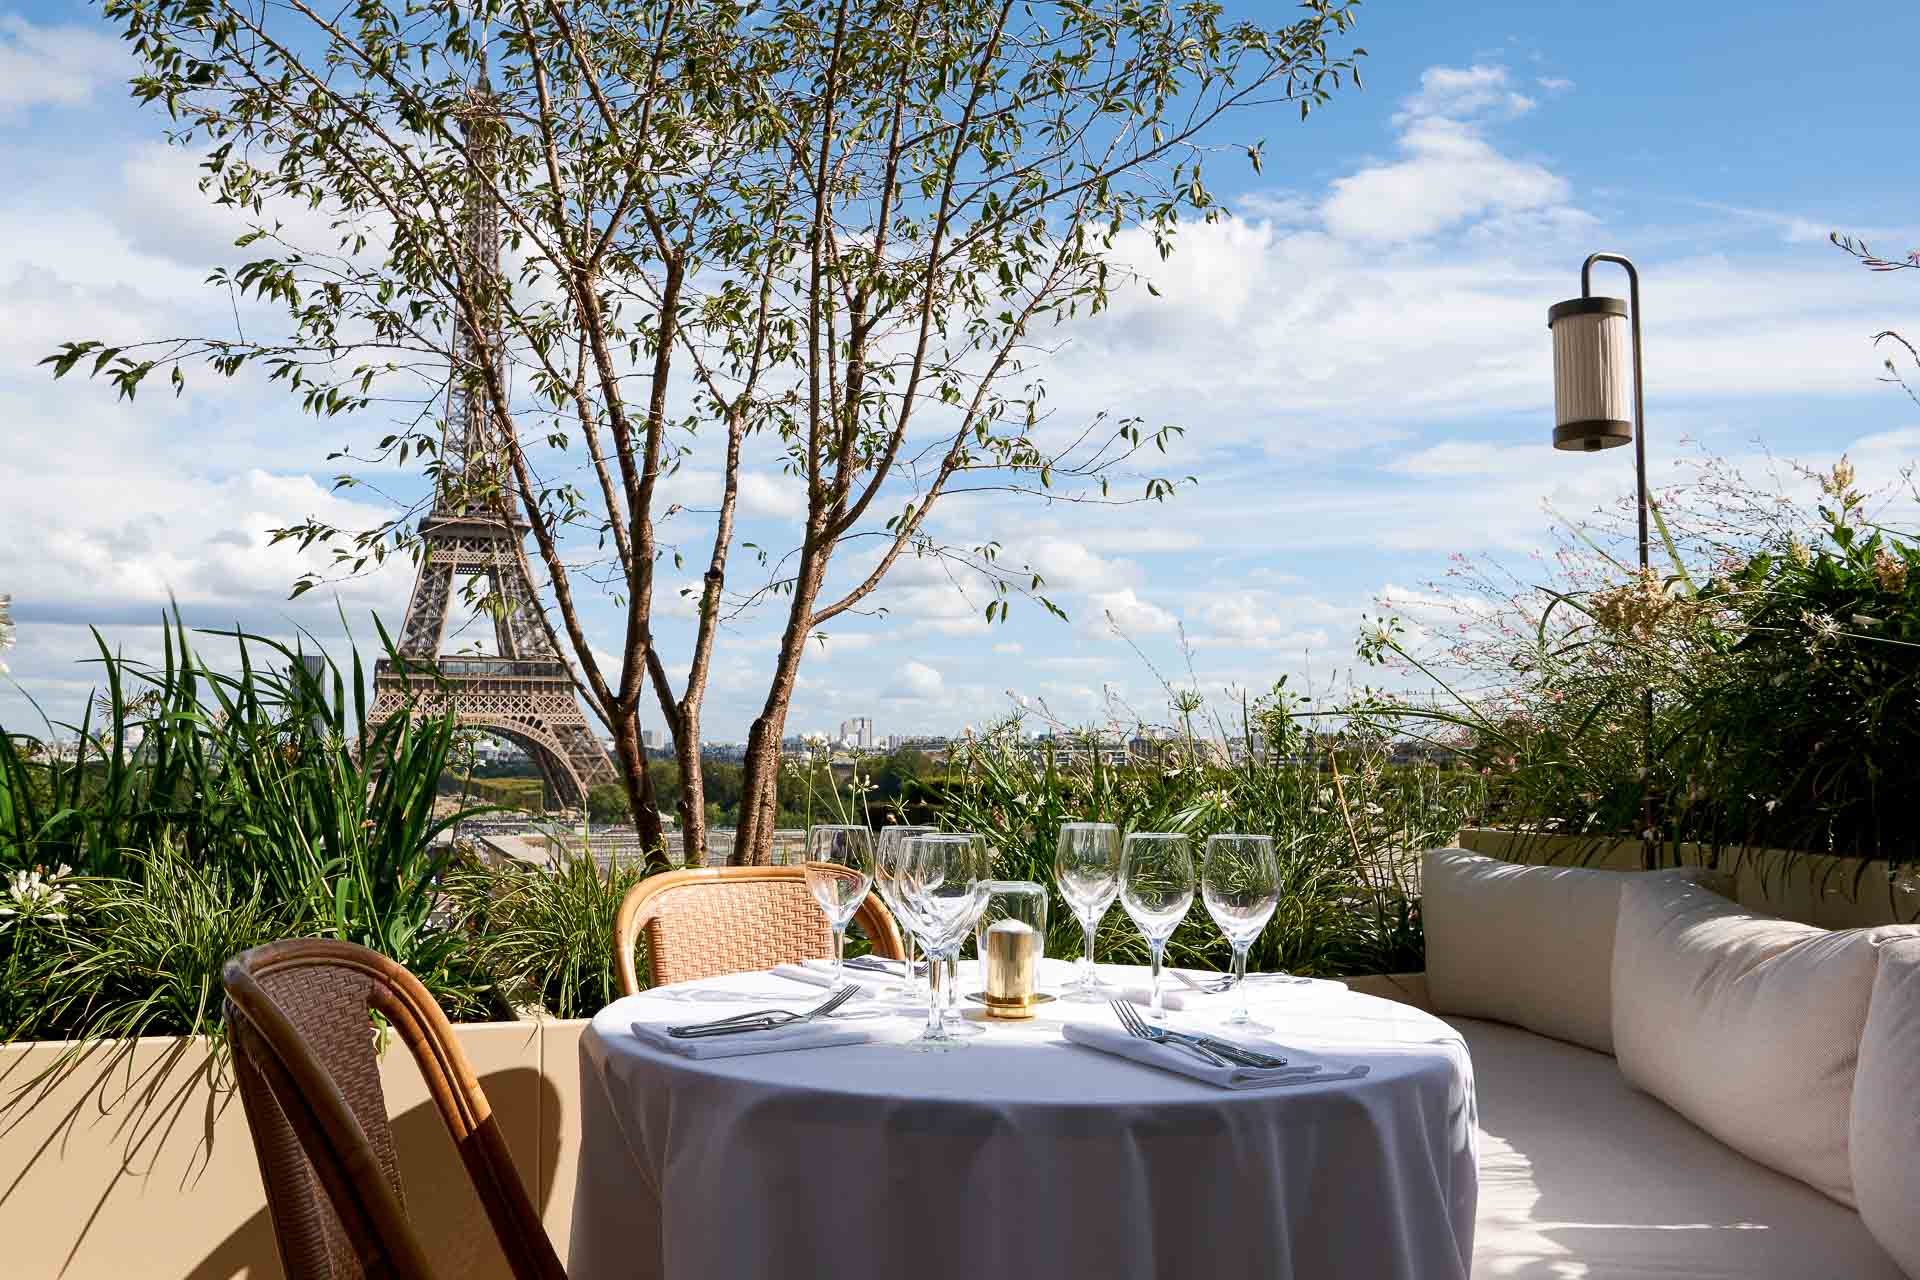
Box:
(222, 939), (565, 1280)
(613, 865), (905, 995)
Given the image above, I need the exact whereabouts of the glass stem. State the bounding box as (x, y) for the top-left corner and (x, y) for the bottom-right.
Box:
(1231, 942), (1250, 1022)
(944, 956), (960, 1020)
(1080, 911), (1099, 983)
(831, 924), (845, 987)
(1149, 939), (1166, 1018)
(925, 953), (947, 1039)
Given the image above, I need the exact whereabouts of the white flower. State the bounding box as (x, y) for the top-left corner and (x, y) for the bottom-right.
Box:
(1, 864), (73, 922)
(1800, 609), (1841, 644)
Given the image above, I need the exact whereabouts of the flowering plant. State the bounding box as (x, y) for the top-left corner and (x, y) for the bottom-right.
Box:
(1, 863), (73, 924)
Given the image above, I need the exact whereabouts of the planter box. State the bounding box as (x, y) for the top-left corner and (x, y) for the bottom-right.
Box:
(1457, 827), (1919, 928)
(0, 1019), (588, 1279)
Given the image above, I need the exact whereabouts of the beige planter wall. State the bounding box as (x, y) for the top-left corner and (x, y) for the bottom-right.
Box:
(0, 1019), (589, 1279)
(1457, 827), (1920, 928)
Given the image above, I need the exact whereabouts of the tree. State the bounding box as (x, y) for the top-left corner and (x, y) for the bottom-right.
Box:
(48, 0), (1363, 864)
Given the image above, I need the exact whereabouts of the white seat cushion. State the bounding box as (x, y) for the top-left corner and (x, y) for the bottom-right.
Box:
(1611, 877), (1907, 1206)
(1454, 1016), (1905, 1279)
(1422, 849), (1710, 1053)
(1851, 935), (1920, 1276)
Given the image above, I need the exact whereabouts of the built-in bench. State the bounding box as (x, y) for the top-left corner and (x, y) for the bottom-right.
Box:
(1348, 851), (1920, 1278)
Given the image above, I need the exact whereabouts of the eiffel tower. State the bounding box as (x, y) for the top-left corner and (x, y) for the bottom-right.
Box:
(368, 71), (615, 811)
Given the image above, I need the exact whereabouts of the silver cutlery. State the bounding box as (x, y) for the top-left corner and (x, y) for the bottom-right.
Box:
(1112, 1000), (1233, 1067)
(845, 955), (925, 977)
(1111, 1000), (1288, 1069)
(668, 985), (859, 1039)
(1179, 1031), (1289, 1069)
(1169, 969), (1237, 995)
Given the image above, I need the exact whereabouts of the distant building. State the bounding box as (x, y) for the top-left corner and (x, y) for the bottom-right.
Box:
(838, 716), (875, 750)
(642, 728), (660, 749)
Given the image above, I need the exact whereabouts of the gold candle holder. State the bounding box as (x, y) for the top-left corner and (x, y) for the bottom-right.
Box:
(982, 919), (1042, 1018)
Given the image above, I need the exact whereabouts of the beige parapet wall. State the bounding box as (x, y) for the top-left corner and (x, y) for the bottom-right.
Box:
(0, 1019), (589, 1279)
(1457, 827), (1919, 929)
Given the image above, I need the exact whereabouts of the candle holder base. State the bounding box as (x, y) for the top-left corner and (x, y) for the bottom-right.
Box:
(968, 991), (1057, 1019)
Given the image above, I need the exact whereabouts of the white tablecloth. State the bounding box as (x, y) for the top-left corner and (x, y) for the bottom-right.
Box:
(568, 963), (1477, 1280)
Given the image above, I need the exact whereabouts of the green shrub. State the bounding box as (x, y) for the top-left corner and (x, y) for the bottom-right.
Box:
(444, 849), (646, 1018)
(0, 614), (496, 1039)
(1363, 456), (1920, 868)
(931, 698), (1479, 977)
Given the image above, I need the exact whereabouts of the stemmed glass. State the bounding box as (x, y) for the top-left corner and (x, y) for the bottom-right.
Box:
(939, 833), (993, 1037)
(1201, 833), (1281, 1032)
(1055, 822), (1122, 1002)
(873, 824), (938, 998)
(802, 824), (874, 989)
(1119, 832), (1195, 1021)
(901, 833), (989, 1052)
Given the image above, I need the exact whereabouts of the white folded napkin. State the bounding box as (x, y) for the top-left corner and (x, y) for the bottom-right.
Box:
(772, 962), (888, 994)
(1115, 972), (1340, 1012)
(629, 1017), (883, 1060)
(1061, 1022), (1370, 1090)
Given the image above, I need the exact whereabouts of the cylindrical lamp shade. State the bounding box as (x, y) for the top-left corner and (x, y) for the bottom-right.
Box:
(1548, 296), (1632, 451)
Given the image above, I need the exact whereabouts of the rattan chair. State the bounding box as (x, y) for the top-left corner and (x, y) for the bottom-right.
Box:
(222, 939), (566, 1280)
(613, 864), (906, 996)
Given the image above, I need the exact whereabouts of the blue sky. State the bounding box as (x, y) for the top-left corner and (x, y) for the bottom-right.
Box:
(2, 0), (1916, 744)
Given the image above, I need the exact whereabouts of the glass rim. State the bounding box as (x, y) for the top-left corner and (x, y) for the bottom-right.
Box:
(1123, 831), (1189, 842)
(808, 823), (871, 832)
(1059, 821), (1120, 830)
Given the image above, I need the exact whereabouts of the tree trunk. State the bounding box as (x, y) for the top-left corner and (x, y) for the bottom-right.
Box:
(733, 547), (831, 864)
(608, 711), (668, 871)
(673, 706), (707, 867)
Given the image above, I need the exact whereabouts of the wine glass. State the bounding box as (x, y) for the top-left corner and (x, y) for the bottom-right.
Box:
(803, 824), (874, 988)
(938, 833), (994, 1037)
(901, 833), (988, 1052)
(1054, 822), (1122, 1002)
(1119, 832), (1195, 1021)
(1201, 833), (1281, 1031)
(873, 824), (938, 997)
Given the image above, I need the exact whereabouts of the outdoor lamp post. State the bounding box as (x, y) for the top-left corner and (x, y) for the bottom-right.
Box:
(1548, 251), (1657, 863)
(1548, 252), (1647, 576)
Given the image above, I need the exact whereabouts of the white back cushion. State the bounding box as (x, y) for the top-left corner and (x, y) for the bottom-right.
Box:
(1851, 935), (1920, 1274)
(1612, 877), (1905, 1206)
(1421, 849), (1708, 1053)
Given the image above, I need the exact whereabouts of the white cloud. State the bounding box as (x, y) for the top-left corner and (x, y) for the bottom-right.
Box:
(809, 630), (881, 659)
(1019, 537), (1140, 593)
(1196, 591), (1350, 651)
(1399, 65), (1536, 122)
(1322, 116), (1569, 244)
(1236, 189), (1316, 224)
(737, 470), (809, 519)
(0, 17), (128, 116)
(1537, 77), (1574, 94)
(885, 660), (945, 700)
(1089, 588), (1178, 636)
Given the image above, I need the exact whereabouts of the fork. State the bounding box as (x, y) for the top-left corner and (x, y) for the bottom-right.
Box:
(845, 955), (926, 977)
(1111, 1000), (1290, 1068)
(1169, 969), (1237, 995)
(1111, 1000), (1233, 1067)
(668, 985), (859, 1039)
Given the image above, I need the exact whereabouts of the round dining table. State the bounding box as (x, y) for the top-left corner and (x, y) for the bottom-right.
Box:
(567, 962), (1477, 1280)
